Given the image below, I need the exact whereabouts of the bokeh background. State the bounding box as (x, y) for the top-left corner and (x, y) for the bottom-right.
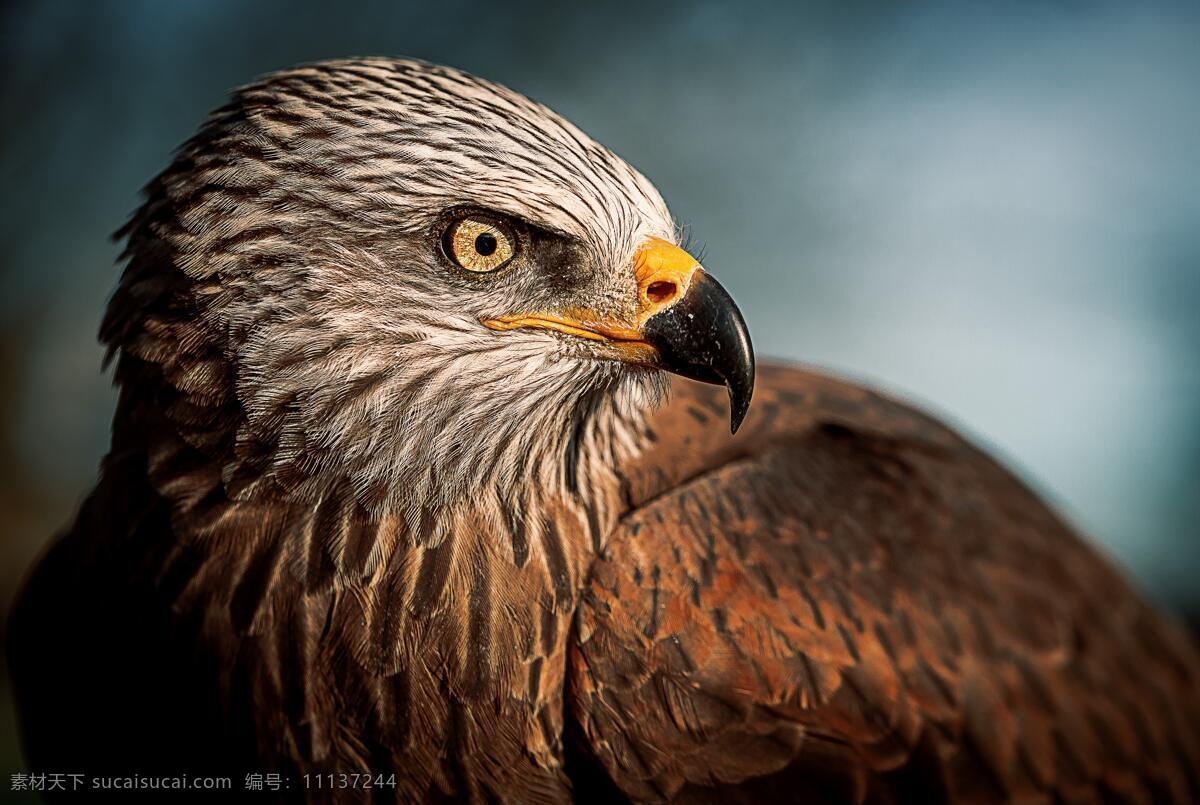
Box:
(2, 0), (1197, 781)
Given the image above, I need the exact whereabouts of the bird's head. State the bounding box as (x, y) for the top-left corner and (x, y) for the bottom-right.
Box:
(109, 58), (753, 519)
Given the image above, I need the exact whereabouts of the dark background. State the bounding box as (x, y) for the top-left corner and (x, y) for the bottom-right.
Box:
(2, 0), (1198, 782)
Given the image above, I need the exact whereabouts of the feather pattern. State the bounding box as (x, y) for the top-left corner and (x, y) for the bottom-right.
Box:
(572, 366), (1200, 803)
(7, 58), (1200, 805)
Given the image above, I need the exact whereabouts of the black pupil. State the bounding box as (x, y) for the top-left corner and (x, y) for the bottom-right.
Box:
(474, 232), (498, 256)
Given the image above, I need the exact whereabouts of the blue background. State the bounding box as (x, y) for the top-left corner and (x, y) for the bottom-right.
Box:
(2, 0), (1198, 779)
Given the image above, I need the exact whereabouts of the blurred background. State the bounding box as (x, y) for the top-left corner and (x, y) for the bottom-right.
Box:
(2, 0), (1198, 781)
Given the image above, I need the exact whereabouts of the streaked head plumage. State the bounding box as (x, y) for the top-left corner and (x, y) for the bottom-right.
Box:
(108, 58), (683, 522)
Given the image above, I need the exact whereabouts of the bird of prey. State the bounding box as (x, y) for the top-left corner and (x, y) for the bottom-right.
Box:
(9, 58), (1200, 803)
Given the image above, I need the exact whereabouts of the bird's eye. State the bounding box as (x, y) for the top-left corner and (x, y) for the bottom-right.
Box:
(443, 215), (517, 273)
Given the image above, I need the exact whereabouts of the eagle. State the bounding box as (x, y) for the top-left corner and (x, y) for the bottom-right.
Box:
(8, 58), (1199, 803)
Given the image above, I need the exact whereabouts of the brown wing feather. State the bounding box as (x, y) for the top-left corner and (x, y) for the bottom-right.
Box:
(571, 364), (1200, 803)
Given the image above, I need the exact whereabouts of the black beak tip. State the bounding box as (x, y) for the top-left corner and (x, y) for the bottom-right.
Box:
(729, 405), (747, 435)
(725, 313), (755, 434)
(642, 270), (755, 435)
(728, 373), (753, 434)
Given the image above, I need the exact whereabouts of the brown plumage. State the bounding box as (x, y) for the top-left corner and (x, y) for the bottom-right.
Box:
(8, 58), (1200, 803)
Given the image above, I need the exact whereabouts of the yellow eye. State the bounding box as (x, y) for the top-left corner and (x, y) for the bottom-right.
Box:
(444, 215), (516, 273)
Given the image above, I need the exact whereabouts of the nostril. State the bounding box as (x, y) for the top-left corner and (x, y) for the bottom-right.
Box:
(646, 280), (677, 306)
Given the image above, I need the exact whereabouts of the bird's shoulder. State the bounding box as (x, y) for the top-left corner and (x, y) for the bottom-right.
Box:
(570, 362), (1200, 802)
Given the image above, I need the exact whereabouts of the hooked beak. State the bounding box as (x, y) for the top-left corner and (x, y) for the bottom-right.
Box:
(482, 237), (755, 433)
